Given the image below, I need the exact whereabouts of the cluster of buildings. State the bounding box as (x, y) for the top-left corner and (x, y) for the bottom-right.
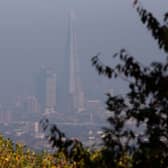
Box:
(0, 13), (107, 150)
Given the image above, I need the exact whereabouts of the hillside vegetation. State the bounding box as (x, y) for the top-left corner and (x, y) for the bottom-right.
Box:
(0, 134), (132, 168)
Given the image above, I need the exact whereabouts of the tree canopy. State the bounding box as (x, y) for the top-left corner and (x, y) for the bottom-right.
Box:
(40, 1), (168, 168)
(92, 1), (168, 168)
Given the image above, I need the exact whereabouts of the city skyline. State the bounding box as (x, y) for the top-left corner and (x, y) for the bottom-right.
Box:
(0, 0), (166, 106)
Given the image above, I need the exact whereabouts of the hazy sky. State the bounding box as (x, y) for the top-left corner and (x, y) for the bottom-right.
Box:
(0, 0), (167, 105)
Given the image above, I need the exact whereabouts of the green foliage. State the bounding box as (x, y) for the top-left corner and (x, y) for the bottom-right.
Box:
(40, 119), (93, 168)
(0, 134), (133, 168)
(135, 1), (168, 52)
(1, 1), (167, 168)
(0, 134), (76, 168)
(91, 1), (168, 168)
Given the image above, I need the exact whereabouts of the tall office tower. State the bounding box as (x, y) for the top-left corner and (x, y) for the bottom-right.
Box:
(45, 70), (57, 113)
(68, 11), (85, 113)
(35, 67), (47, 113)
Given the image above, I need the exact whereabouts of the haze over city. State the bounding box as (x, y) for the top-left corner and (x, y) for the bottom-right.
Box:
(0, 0), (167, 149)
(0, 0), (166, 104)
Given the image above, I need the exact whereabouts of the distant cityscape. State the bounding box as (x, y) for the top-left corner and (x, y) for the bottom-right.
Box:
(0, 12), (108, 150)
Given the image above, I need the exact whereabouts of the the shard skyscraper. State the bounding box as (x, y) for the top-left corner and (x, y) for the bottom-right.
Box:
(68, 11), (85, 113)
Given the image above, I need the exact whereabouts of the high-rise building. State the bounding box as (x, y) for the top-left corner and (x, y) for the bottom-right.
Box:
(35, 67), (47, 113)
(68, 11), (85, 113)
(34, 12), (84, 114)
(35, 67), (57, 114)
(45, 70), (57, 113)
(60, 11), (85, 114)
